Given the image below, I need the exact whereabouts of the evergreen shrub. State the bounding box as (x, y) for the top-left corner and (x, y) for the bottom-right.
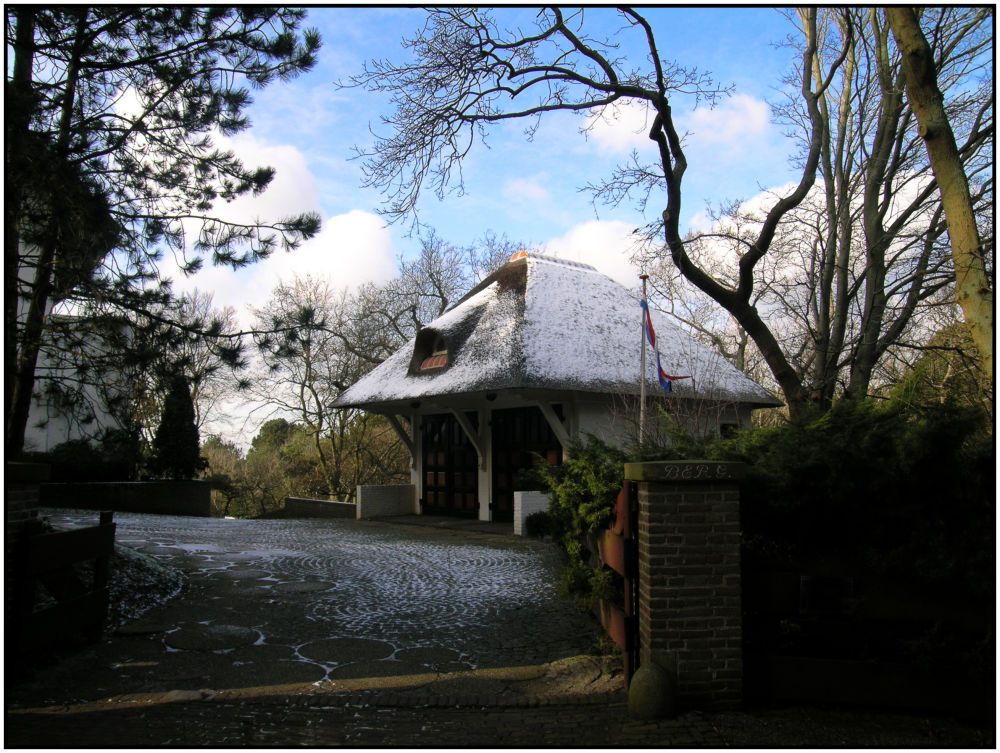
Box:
(149, 374), (207, 480)
(711, 398), (993, 594)
(536, 435), (629, 606)
(713, 398), (993, 676)
(28, 437), (133, 482)
(532, 400), (992, 673)
(524, 510), (552, 538)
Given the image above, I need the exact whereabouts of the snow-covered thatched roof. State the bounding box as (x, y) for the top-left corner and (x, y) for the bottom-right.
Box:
(333, 253), (780, 411)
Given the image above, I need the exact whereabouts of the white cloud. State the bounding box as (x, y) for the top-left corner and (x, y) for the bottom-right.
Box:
(686, 93), (770, 145)
(157, 132), (398, 325)
(542, 220), (645, 289)
(262, 209), (397, 291)
(687, 179), (800, 236)
(582, 94), (773, 158)
(504, 177), (550, 202)
(583, 100), (653, 154)
(172, 209), (398, 328)
(686, 208), (716, 235)
(211, 132), (322, 225)
(674, 93), (790, 229)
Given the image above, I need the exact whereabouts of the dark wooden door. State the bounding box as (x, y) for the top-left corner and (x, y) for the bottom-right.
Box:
(421, 413), (479, 517)
(490, 406), (562, 523)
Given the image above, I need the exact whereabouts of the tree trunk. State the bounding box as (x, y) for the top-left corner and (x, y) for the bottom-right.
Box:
(733, 300), (810, 415)
(7, 243), (57, 457)
(657, 9), (839, 418)
(5, 8), (36, 444)
(6, 9), (90, 457)
(885, 7), (993, 382)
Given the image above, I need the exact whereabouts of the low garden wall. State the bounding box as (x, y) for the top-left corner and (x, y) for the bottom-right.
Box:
(39, 480), (211, 517)
(283, 497), (356, 519)
(356, 484), (416, 519)
(513, 490), (549, 536)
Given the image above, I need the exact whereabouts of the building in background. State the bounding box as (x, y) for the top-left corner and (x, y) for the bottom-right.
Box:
(334, 251), (779, 523)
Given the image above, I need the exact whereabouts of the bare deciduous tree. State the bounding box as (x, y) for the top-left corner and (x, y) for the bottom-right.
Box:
(886, 6), (994, 382)
(244, 228), (518, 502)
(252, 275), (364, 498)
(640, 8), (992, 407)
(346, 7), (853, 417)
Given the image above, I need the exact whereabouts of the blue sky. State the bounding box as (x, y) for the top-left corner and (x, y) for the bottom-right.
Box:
(161, 6), (824, 444)
(171, 7), (805, 323)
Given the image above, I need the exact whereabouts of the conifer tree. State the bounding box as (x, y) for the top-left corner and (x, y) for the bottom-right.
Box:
(150, 374), (205, 480)
(6, 8), (322, 456)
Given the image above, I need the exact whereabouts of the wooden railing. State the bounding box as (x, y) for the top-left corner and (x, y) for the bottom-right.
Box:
(9, 511), (116, 653)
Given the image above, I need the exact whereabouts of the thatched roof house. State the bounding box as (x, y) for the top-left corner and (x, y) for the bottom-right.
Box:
(335, 252), (778, 523)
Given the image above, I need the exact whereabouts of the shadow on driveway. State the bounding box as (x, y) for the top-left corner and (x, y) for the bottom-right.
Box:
(7, 509), (628, 746)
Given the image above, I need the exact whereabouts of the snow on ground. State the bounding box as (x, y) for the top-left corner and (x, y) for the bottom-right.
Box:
(106, 544), (186, 629)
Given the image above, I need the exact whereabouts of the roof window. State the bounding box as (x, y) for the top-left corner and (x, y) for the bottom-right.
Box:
(418, 334), (448, 371)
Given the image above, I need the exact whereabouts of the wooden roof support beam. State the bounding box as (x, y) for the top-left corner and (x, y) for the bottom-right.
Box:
(449, 409), (486, 471)
(386, 414), (416, 469)
(537, 401), (571, 451)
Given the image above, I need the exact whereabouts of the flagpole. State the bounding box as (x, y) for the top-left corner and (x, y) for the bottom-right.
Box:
(639, 274), (649, 447)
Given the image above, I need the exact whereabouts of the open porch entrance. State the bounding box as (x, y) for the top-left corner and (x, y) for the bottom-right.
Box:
(417, 406), (563, 523)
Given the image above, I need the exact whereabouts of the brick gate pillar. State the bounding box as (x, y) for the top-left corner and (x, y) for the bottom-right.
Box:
(624, 461), (744, 710)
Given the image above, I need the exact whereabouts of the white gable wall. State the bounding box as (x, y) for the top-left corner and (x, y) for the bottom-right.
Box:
(575, 395), (632, 448)
(24, 401), (79, 453)
(23, 347), (117, 453)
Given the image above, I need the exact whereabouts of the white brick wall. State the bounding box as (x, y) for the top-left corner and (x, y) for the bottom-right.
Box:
(513, 490), (550, 536)
(284, 497), (356, 518)
(356, 484), (416, 519)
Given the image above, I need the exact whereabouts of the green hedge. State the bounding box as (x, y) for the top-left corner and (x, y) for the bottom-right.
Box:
(716, 399), (993, 680)
(532, 399), (994, 671)
(715, 399), (993, 599)
(25, 438), (135, 482)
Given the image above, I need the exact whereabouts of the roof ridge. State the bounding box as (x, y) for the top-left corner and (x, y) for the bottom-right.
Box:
(512, 250), (598, 272)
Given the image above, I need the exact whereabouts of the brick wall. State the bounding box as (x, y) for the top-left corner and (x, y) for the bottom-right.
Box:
(6, 462), (49, 546)
(5, 463), (50, 626)
(283, 497), (356, 518)
(513, 491), (549, 536)
(625, 461), (744, 710)
(356, 484), (416, 519)
(6, 482), (40, 527)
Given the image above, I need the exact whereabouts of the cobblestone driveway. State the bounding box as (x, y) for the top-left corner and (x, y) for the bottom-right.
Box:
(8, 510), (684, 747)
(11, 510), (604, 703)
(8, 511), (990, 748)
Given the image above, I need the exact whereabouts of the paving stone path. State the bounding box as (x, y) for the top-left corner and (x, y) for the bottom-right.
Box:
(9, 510), (729, 747)
(8, 510), (990, 748)
(16, 510), (601, 684)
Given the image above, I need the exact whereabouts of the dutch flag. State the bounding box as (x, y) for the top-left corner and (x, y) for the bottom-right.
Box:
(640, 296), (693, 392)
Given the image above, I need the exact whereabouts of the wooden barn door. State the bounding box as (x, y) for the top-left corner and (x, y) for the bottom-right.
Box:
(491, 406), (563, 523)
(421, 413), (479, 518)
